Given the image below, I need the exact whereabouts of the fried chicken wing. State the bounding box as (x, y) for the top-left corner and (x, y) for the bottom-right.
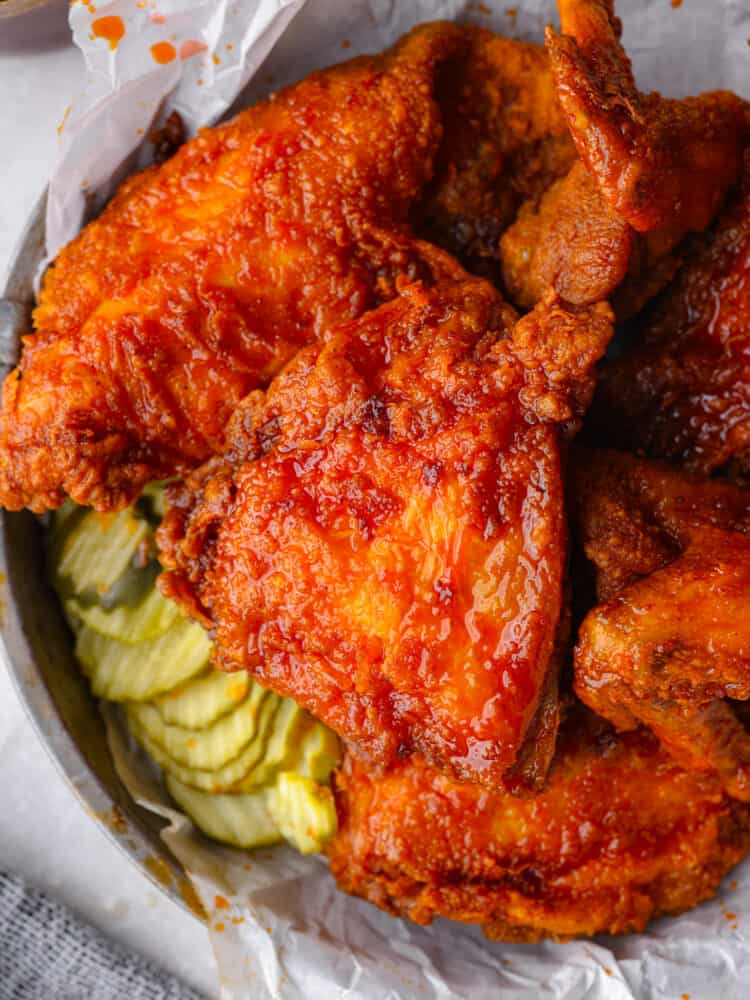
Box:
(499, 0), (746, 314)
(328, 703), (750, 942)
(592, 151), (750, 475)
(0, 24), (473, 513)
(573, 448), (750, 800)
(158, 279), (612, 789)
(547, 0), (746, 235)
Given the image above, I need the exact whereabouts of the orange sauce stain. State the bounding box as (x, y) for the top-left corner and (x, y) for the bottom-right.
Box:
(730, 880), (738, 889)
(231, 916), (244, 925)
(671, 0), (682, 7)
(180, 39), (207, 60)
(150, 41), (176, 64)
(212, 53), (221, 65)
(149, 12), (166, 23)
(215, 922), (225, 932)
(214, 895), (229, 910)
(179, 878), (207, 921)
(226, 42), (233, 51)
(57, 104), (72, 136)
(144, 855), (173, 888)
(342, 39), (351, 49)
(505, 5), (517, 17)
(478, 2), (491, 11)
(681, 994), (690, 1000)
(725, 911), (737, 921)
(91, 15), (125, 50)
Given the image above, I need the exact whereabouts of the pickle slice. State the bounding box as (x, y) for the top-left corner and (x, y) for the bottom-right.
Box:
(75, 619), (211, 701)
(296, 723), (341, 784)
(266, 772), (338, 854)
(128, 683), (268, 771)
(50, 506), (151, 605)
(128, 694), (281, 792)
(65, 584), (179, 644)
(165, 775), (282, 849)
(152, 670), (251, 730)
(231, 698), (308, 791)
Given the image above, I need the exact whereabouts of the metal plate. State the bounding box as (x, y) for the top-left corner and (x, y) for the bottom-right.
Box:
(0, 193), (191, 915)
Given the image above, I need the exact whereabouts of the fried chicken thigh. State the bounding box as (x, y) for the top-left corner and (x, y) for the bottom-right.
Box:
(0, 22), (582, 515)
(158, 279), (612, 789)
(328, 703), (750, 942)
(593, 151), (750, 475)
(499, 0), (746, 315)
(0, 24), (474, 513)
(573, 448), (750, 800)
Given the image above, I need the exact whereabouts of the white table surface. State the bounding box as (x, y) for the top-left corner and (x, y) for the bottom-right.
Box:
(0, 9), (218, 997)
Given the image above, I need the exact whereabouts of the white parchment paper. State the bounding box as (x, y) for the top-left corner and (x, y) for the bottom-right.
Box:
(54, 1), (750, 997)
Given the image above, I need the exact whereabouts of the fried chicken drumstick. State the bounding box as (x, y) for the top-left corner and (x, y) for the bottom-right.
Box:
(573, 448), (750, 801)
(328, 703), (750, 942)
(158, 279), (612, 789)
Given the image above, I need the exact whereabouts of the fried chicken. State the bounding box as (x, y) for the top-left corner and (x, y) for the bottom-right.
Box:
(417, 30), (576, 278)
(0, 24), (473, 513)
(592, 150), (750, 476)
(328, 702), (750, 942)
(0, 22), (583, 515)
(499, 0), (747, 314)
(158, 278), (612, 789)
(572, 448), (750, 801)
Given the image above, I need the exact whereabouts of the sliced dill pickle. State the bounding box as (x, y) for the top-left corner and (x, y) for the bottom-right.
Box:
(266, 772), (338, 854)
(128, 694), (281, 792)
(232, 698), (308, 791)
(75, 619), (211, 701)
(50, 506), (151, 606)
(295, 723), (341, 784)
(152, 670), (251, 730)
(128, 683), (268, 771)
(65, 581), (179, 643)
(165, 775), (282, 849)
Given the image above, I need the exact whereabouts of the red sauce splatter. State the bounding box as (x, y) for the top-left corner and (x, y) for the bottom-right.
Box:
(91, 15), (125, 50)
(180, 39), (207, 60)
(150, 41), (175, 64)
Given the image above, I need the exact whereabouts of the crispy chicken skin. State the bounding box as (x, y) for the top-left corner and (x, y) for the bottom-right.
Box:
(500, 0), (746, 314)
(0, 24), (472, 513)
(158, 279), (612, 789)
(592, 152), (750, 476)
(573, 448), (750, 801)
(0, 22), (580, 516)
(547, 0), (746, 235)
(418, 30), (576, 276)
(328, 703), (750, 942)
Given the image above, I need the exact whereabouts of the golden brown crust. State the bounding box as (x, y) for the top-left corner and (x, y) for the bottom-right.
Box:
(591, 151), (750, 474)
(572, 448), (750, 800)
(328, 704), (750, 941)
(158, 280), (612, 789)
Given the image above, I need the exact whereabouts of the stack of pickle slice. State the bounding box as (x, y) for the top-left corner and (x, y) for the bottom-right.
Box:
(48, 487), (340, 855)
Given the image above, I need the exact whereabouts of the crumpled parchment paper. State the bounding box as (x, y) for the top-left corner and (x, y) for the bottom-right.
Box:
(53, 1), (750, 997)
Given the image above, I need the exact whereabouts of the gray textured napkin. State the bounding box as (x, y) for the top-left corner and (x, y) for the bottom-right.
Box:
(0, 871), (206, 1000)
